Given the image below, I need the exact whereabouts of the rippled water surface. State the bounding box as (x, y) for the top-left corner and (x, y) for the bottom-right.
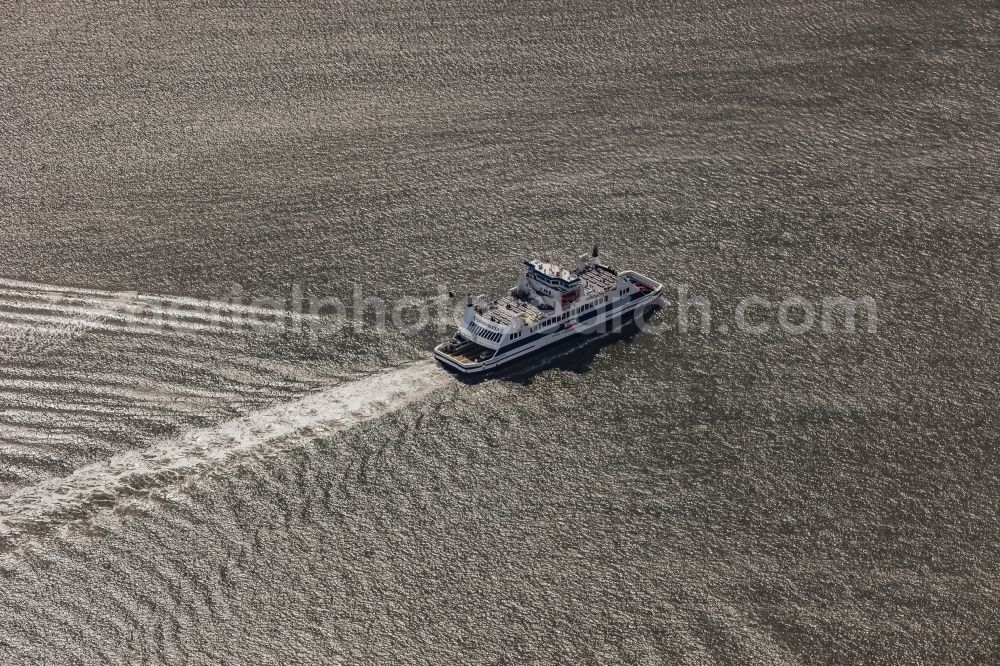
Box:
(1, 0), (999, 663)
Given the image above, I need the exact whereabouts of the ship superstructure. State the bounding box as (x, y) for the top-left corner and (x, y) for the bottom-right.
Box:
(434, 247), (662, 373)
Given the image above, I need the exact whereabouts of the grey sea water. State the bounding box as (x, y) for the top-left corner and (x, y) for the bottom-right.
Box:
(1, 0), (999, 663)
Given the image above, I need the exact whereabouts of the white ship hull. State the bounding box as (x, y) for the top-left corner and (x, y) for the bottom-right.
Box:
(435, 270), (663, 375)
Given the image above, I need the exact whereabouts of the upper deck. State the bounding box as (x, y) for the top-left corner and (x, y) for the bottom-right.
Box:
(481, 292), (549, 326)
(457, 249), (636, 347)
(475, 260), (619, 327)
(576, 264), (618, 297)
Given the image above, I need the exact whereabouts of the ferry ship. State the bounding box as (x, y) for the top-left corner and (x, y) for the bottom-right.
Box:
(435, 248), (663, 374)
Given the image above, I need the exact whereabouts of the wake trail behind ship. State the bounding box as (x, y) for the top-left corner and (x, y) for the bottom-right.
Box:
(0, 361), (452, 552)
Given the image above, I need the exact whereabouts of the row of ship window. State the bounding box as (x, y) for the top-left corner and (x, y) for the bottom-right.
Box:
(468, 322), (503, 342)
(534, 271), (573, 287)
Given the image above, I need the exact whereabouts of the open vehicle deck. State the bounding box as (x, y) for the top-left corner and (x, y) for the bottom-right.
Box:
(437, 337), (493, 365)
